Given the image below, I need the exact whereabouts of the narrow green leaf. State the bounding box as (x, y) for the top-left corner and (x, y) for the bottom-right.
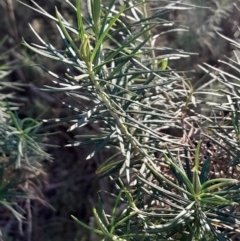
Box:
(201, 179), (238, 193)
(201, 178), (238, 190)
(91, 6), (126, 62)
(161, 58), (168, 70)
(140, 183), (190, 208)
(97, 194), (109, 228)
(9, 112), (22, 131)
(200, 156), (210, 184)
(55, 7), (79, 54)
(193, 141), (202, 194)
(71, 215), (103, 235)
(110, 191), (123, 234)
(184, 149), (192, 182)
(93, 208), (110, 236)
(164, 153), (194, 194)
(145, 202), (195, 233)
(97, 159), (125, 175)
(104, 25), (156, 67)
(86, 131), (116, 160)
(98, 0), (116, 38)
(144, 163), (193, 197)
(76, 0), (85, 40)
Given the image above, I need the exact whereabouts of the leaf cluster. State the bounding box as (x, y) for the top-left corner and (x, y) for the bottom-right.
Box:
(0, 36), (52, 237)
(20, 0), (240, 240)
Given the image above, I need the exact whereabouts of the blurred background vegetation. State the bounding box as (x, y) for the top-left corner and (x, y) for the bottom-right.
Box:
(0, 0), (240, 240)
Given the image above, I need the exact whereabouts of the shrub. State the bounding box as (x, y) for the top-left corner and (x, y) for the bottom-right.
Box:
(21, 0), (240, 240)
(0, 35), (52, 239)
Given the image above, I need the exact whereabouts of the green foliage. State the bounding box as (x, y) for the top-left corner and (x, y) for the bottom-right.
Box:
(21, 0), (240, 240)
(1, 111), (52, 168)
(21, 0), (191, 176)
(0, 35), (52, 238)
(177, 0), (234, 52)
(73, 142), (240, 240)
(0, 36), (27, 224)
